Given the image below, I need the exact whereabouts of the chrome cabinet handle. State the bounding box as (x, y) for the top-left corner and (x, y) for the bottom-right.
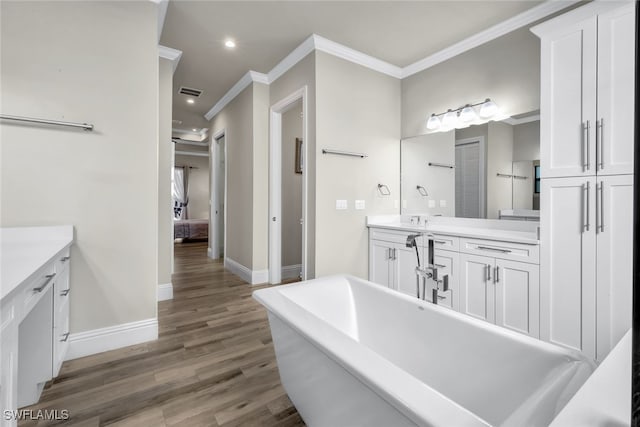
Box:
(61, 256), (70, 262)
(486, 264), (491, 281)
(583, 181), (590, 232)
(437, 294), (446, 300)
(599, 181), (604, 233)
(495, 266), (500, 283)
(596, 118), (604, 170)
(60, 332), (70, 342)
(434, 240), (447, 244)
(477, 246), (511, 253)
(435, 263), (446, 269)
(33, 274), (56, 293)
(392, 248), (397, 260)
(60, 289), (70, 297)
(583, 120), (591, 171)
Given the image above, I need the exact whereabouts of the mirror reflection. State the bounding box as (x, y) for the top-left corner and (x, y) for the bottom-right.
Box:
(401, 112), (540, 220)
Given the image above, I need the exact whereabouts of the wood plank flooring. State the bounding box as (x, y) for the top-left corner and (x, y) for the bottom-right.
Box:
(20, 242), (304, 426)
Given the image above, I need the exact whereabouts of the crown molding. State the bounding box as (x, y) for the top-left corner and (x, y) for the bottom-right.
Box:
(203, 0), (582, 120)
(268, 35), (316, 83)
(159, 45), (183, 74)
(401, 0), (582, 78)
(204, 71), (268, 121)
(313, 34), (403, 79)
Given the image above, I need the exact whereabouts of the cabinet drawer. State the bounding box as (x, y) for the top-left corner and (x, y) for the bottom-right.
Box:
(22, 263), (56, 316)
(370, 229), (422, 246)
(460, 238), (539, 264)
(424, 234), (459, 252)
(55, 248), (71, 274)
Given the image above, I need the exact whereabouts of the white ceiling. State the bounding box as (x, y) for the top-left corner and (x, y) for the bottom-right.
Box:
(160, 1), (547, 131)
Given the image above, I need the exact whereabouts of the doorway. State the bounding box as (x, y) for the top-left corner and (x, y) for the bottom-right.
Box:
(455, 137), (486, 218)
(210, 131), (226, 260)
(269, 87), (308, 284)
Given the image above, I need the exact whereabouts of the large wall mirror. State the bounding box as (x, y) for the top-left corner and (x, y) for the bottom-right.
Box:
(401, 111), (540, 220)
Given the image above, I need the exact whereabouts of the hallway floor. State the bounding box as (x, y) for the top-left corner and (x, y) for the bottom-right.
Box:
(21, 242), (304, 426)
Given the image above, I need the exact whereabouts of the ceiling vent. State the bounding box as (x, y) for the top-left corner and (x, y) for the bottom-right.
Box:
(179, 86), (202, 97)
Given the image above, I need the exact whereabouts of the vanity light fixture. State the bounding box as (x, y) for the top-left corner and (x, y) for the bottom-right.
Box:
(425, 98), (500, 132)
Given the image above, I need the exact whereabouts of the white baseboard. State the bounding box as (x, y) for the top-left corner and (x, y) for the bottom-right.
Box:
(157, 282), (173, 301)
(65, 318), (158, 361)
(282, 264), (302, 280)
(225, 257), (269, 285)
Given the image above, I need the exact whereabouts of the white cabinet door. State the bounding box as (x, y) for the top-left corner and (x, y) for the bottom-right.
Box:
(495, 260), (540, 338)
(596, 3), (635, 176)
(430, 250), (459, 311)
(370, 241), (393, 288)
(596, 174), (633, 360)
(395, 245), (420, 298)
(459, 253), (495, 323)
(541, 177), (597, 358)
(540, 15), (597, 178)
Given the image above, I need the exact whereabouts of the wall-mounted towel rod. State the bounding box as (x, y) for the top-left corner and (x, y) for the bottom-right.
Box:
(428, 162), (454, 169)
(416, 185), (428, 197)
(496, 173), (513, 178)
(513, 175), (528, 180)
(0, 114), (94, 131)
(322, 149), (367, 158)
(377, 184), (391, 196)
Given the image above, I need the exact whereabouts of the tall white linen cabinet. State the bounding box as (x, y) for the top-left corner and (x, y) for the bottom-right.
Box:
(532, 1), (635, 361)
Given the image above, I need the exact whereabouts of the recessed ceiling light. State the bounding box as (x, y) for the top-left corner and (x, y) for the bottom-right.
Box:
(224, 39), (236, 49)
(192, 128), (197, 132)
(186, 98), (195, 104)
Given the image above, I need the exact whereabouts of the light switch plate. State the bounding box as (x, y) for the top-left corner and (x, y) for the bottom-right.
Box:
(402, 200), (407, 209)
(336, 199), (348, 210)
(439, 200), (447, 207)
(428, 200), (436, 208)
(394, 200), (399, 209)
(355, 200), (365, 210)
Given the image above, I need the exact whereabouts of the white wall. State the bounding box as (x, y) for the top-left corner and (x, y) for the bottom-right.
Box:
(401, 132), (455, 216)
(159, 58), (173, 287)
(281, 101), (303, 269)
(0, 1), (159, 332)
(315, 52), (401, 278)
(487, 121), (514, 218)
(402, 27), (540, 138)
(175, 154), (210, 220)
(513, 120), (540, 161)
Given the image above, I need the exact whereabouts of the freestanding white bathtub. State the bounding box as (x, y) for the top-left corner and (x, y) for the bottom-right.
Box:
(253, 275), (596, 427)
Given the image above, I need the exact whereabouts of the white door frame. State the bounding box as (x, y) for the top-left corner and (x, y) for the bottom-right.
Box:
(455, 136), (486, 218)
(210, 129), (227, 260)
(269, 86), (308, 284)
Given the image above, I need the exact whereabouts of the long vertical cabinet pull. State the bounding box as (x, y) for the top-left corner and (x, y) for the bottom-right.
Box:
(486, 264), (491, 281)
(583, 181), (590, 232)
(598, 181), (604, 232)
(494, 266), (500, 283)
(583, 121), (591, 171)
(596, 119), (604, 170)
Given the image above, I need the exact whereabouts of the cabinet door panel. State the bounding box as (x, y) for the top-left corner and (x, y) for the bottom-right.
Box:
(370, 241), (392, 288)
(459, 254), (495, 323)
(596, 175), (633, 360)
(395, 245), (420, 298)
(597, 3), (635, 175)
(540, 16), (597, 178)
(541, 177), (596, 358)
(495, 260), (540, 338)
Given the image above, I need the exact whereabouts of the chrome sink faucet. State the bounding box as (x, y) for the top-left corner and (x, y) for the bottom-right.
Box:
(405, 234), (449, 304)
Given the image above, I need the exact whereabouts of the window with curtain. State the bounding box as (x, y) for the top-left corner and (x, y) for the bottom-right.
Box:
(172, 166), (189, 220)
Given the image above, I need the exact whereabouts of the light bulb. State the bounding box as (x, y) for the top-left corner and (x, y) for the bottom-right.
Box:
(460, 104), (477, 122)
(426, 113), (441, 130)
(186, 98), (195, 104)
(442, 109), (458, 128)
(224, 39), (236, 48)
(479, 99), (498, 118)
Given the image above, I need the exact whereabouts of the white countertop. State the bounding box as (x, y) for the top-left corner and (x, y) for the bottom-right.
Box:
(367, 215), (539, 245)
(550, 329), (631, 426)
(1, 226), (74, 301)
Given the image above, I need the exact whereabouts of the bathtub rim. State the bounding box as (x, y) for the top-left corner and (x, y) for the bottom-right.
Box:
(254, 275), (494, 427)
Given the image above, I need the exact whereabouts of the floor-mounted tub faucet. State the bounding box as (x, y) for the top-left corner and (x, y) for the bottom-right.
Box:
(406, 234), (449, 304)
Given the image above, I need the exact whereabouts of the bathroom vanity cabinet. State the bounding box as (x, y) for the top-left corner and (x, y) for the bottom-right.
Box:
(368, 221), (540, 338)
(0, 226), (73, 425)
